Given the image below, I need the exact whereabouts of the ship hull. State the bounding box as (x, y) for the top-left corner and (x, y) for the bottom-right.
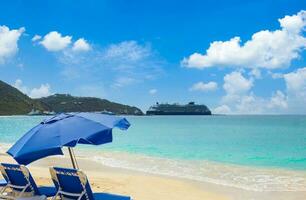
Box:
(146, 111), (211, 115)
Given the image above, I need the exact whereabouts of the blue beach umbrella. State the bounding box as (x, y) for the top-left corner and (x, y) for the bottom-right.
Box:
(7, 112), (130, 168)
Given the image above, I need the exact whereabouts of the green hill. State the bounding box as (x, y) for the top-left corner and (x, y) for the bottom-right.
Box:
(0, 80), (47, 115)
(38, 94), (143, 115)
(0, 80), (143, 115)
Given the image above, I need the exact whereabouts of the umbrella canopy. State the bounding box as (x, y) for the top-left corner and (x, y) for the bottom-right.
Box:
(7, 112), (130, 165)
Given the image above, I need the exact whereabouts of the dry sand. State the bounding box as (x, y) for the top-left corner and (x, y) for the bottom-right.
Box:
(0, 154), (305, 200)
(0, 154), (227, 200)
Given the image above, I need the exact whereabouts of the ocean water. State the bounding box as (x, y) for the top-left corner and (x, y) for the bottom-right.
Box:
(0, 115), (305, 191)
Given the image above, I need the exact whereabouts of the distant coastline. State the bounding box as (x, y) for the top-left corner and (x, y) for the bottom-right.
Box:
(0, 80), (143, 116)
(1, 79), (214, 116)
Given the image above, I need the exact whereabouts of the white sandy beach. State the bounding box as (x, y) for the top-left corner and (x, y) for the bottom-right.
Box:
(0, 153), (305, 200)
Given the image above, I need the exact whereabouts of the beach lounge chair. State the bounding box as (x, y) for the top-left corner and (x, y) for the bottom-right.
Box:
(0, 163), (56, 199)
(49, 167), (131, 200)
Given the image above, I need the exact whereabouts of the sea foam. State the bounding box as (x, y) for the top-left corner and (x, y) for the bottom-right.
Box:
(89, 151), (306, 192)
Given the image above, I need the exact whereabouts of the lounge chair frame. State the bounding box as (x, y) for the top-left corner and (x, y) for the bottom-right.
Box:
(0, 164), (35, 199)
(50, 167), (132, 200)
(50, 168), (90, 200)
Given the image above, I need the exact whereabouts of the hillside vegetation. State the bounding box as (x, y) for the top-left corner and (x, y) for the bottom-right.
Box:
(0, 80), (143, 115)
(0, 80), (47, 115)
(39, 94), (143, 115)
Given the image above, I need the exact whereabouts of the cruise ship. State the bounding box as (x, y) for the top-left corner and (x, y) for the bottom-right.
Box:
(146, 102), (211, 115)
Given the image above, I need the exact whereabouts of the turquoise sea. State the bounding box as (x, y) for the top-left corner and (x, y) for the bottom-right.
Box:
(0, 115), (305, 191)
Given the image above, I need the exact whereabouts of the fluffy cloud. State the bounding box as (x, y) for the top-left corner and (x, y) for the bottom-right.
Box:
(283, 67), (306, 113)
(40, 31), (72, 51)
(31, 34), (42, 42)
(213, 105), (231, 114)
(72, 38), (91, 52)
(249, 68), (262, 79)
(220, 71), (259, 114)
(268, 90), (288, 109)
(29, 84), (51, 98)
(0, 25), (25, 64)
(284, 67), (306, 93)
(14, 79), (28, 94)
(189, 81), (218, 92)
(232, 94), (263, 114)
(223, 71), (253, 95)
(37, 31), (91, 53)
(213, 71), (291, 114)
(279, 11), (306, 33)
(182, 10), (306, 69)
(149, 89), (157, 95)
(13, 79), (51, 98)
(270, 72), (284, 79)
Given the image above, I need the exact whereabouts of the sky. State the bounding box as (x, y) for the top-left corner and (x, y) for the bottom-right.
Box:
(0, 0), (306, 114)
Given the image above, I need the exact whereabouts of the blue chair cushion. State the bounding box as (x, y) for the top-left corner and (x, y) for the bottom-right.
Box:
(93, 193), (131, 200)
(1, 163), (39, 193)
(51, 167), (132, 200)
(52, 167), (94, 200)
(37, 186), (57, 197)
(0, 179), (7, 186)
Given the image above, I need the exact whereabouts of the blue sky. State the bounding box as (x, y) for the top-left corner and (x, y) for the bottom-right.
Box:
(0, 0), (306, 114)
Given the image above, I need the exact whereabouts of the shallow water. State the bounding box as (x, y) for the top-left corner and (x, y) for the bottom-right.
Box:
(0, 115), (305, 191)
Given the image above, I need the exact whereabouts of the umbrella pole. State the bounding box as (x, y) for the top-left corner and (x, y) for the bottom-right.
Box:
(72, 147), (79, 169)
(68, 147), (78, 169)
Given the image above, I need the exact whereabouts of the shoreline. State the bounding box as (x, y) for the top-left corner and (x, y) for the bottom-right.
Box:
(0, 154), (227, 200)
(0, 154), (305, 200)
(1, 143), (306, 193)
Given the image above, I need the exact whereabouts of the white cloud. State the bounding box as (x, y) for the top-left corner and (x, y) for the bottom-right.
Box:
(220, 72), (259, 114)
(103, 41), (151, 62)
(13, 79), (28, 94)
(182, 10), (306, 69)
(270, 72), (284, 79)
(31, 34), (42, 42)
(268, 90), (288, 109)
(283, 67), (306, 113)
(220, 94), (274, 114)
(189, 81), (218, 92)
(213, 71), (290, 114)
(13, 79), (51, 98)
(233, 94), (263, 114)
(213, 105), (231, 114)
(223, 71), (253, 95)
(284, 67), (306, 92)
(234, 91), (288, 114)
(37, 32), (90, 53)
(72, 38), (91, 52)
(40, 31), (72, 51)
(29, 84), (51, 98)
(0, 25), (25, 64)
(149, 89), (157, 95)
(249, 68), (261, 79)
(279, 11), (306, 33)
